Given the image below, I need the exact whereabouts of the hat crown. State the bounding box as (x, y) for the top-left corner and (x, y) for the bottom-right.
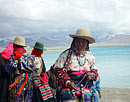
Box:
(13, 36), (26, 46)
(34, 42), (44, 50)
(76, 28), (90, 37)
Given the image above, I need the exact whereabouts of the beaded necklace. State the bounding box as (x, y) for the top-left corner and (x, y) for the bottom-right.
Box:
(64, 49), (73, 71)
(76, 53), (87, 66)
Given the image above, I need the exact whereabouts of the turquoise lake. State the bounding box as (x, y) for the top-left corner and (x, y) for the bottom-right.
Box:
(42, 46), (130, 88)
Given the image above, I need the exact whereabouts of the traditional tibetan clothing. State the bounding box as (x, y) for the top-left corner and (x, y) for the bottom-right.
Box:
(54, 49), (98, 102)
(31, 48), (55, 102)
(6, 47), (36, 102)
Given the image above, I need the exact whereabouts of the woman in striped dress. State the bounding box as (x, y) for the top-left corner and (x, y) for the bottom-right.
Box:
(31, 42), (55, 102)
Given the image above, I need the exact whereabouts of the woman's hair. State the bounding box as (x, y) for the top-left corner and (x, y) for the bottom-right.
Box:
(70, 37), (90, 51)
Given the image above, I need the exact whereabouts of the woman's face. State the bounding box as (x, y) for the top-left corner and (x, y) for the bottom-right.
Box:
(74, 38), (87, 53)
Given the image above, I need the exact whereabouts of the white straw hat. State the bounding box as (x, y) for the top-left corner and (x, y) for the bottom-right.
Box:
(13, 36), (26, 47)
(69, 28), (95, 44)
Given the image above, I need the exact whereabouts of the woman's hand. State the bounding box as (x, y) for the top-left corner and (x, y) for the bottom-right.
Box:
(33, 81), (38, 87)
(66, 80), (80, 90)
(86, 72), (95, 80)
(98, 91), (101, 98)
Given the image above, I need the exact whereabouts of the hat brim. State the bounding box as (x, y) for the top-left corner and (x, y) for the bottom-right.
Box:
(32, 46), (47, 51)
(69, 34), (95, 44)
(13, 42), (27, 47)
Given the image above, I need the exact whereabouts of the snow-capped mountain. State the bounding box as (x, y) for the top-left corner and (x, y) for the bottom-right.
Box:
(96, 33), (130, 43)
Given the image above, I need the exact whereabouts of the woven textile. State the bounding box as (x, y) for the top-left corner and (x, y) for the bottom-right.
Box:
(61, 87), (91, 102)
(59, 70), (92, 102)
(35, 78), (53, 101)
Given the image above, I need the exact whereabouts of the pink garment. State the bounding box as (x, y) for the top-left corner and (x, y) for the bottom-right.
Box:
(72, 68), (88, 76)
(0, 41), (14, 60)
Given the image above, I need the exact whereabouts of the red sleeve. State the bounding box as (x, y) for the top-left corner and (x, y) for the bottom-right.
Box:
(54, 68), (70, 86)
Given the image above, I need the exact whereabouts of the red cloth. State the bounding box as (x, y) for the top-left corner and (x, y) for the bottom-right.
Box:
(13, 47), (26, 60)
(16, 73), (28, 96)
(41, 72), (48, 83)
(9, 73), (28, 96)
(31, 48), (43, 57)
(72, 68), (88, 76)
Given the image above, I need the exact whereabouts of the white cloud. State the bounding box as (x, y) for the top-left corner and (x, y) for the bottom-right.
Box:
(0, 0), (130, 37)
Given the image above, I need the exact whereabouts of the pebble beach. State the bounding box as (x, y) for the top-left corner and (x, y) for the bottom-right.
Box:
(100, 88), (130, 102)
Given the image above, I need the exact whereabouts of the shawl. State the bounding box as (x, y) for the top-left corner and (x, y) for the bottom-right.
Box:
(13, 47), (26, 60)
(31, 48), (43, 57)
(0, 41), (14, 60)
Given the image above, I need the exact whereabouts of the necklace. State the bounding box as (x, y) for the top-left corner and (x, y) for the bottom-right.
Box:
(76, 54), (87, 66)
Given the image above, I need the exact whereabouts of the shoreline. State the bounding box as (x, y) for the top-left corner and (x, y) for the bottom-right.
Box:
(90, 42), (130, 48)
(44, 43), (130, 53)
(100, 87), (130, 102)
(0, 43), (130, 53)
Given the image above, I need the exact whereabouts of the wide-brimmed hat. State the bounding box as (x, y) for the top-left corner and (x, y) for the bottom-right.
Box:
(69, 28), (95, 44)
(13, 36), (26, 47)
(33, 42), (44, 51)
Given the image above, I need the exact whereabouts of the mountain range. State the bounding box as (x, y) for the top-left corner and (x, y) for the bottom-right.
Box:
(0, 33), (130, 48)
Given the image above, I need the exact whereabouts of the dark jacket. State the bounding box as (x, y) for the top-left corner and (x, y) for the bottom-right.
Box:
(0, 54), (9, 102)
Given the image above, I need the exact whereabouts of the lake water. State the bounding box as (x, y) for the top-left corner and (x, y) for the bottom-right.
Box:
(42, 46), (130, 88)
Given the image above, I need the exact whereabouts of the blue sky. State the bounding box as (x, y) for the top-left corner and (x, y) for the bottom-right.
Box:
(0, 0), (130, 38)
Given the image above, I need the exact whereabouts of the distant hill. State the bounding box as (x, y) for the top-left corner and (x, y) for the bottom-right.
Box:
(105, 34), (130, 43)
(0, 33), (130, 48)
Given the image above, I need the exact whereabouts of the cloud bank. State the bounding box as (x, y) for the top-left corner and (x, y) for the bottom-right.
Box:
(0, 0), (130, 37)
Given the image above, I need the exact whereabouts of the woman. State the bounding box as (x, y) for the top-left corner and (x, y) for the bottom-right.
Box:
(53, 28), (99, 102)
(0, 41), (14, 102)
(31, 42), (55, 102)
(6, 36), (36, 102)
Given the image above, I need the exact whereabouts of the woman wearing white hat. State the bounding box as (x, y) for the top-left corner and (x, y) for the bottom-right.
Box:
(53, 28), (100, 102)
(6, 36), (36, 102)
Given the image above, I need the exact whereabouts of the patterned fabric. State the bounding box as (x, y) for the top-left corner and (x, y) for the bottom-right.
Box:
(61, 87), (92, 102)
(9, 73), (33, 102)
(7, 52), (35, 102)
(35, 78), (53, 101)
(55, 68), (70, 86)
(54, 49), (97, 72)
(8, 53), (35, 74)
